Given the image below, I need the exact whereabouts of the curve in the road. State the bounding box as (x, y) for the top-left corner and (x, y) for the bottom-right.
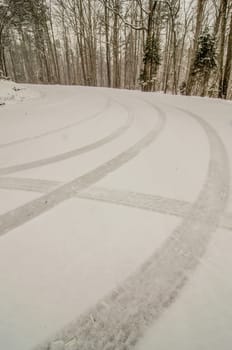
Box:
(33, 104), (230, 350)
(0, 95), (111, 150)
(0, 100), (166, 237)
(0, 101), (134, 176)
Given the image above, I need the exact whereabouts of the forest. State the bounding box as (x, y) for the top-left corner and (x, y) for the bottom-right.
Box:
(0, 0), (232, 99)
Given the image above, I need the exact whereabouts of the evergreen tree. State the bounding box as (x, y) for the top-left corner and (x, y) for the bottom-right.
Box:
(140, 35), (161, 91)
(192, 28), (217, 96)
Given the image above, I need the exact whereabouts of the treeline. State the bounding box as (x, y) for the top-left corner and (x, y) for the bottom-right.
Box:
(0, 0), (232, 99)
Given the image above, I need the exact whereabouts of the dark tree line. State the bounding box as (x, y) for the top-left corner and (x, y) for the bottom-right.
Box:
(0, 0), (232, 99)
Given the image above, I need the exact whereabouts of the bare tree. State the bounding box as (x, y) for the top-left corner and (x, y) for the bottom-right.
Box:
(1, 0), (231, 100)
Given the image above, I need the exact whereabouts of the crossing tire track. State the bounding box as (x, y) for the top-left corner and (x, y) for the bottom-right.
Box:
(78, 187), (192, 217)
(1, 178), (232, 231)
(34, 104), (230, 350)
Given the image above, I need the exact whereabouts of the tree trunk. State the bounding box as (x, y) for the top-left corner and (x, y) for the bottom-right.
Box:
(112, 0), (120, 88)
(142, 0), (158, 92)
(222, 13), (232, 99)
(185, 0), (205, 95)
(0, 40), (5, 75)
(218, 0), (229, 98)
(104, 0), (111, 87)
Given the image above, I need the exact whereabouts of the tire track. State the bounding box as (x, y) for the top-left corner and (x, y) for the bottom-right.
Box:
(0, 177), (231, 231)
(0, 177), (60, 193)
(79, 186), (232, 231)
(0, 177), (191, 217)
(79, 187), (191, 218)
(0, 101), (166, 237)
(0, 95), (110, 150)
(79, 186), (232, 232)
(34, 105), (230, 350)
(0, 101), (133, 176)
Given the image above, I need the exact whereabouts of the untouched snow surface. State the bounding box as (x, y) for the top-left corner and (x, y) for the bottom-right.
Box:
(0, 84), (232, 350)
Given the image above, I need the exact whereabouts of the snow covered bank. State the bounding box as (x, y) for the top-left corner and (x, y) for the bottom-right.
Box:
(0, 80), (39, 106)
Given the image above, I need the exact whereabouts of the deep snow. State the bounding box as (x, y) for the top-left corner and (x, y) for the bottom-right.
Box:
(0, 82), (232, 350)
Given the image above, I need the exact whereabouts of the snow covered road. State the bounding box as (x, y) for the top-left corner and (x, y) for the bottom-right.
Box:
(0, 85), (232, 350)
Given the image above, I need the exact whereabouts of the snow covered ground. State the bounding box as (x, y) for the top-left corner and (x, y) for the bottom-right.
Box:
(0, 83), (232, 350)
(0, 80), (38, 106)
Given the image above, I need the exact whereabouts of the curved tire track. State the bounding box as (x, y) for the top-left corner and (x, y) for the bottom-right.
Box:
(0, 102), (166, 237)
(0, 101), (133, 176)
(34, 105), (229, 350)
(0, 96), (110, 150)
